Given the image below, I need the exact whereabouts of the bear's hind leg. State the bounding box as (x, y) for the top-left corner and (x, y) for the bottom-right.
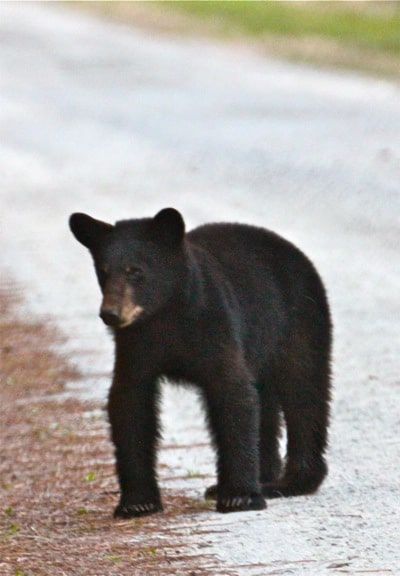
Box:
(262, 370), (330, 499)
(258, 379), (283, 485)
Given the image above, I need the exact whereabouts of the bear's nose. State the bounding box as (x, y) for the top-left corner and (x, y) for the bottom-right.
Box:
(100, 308), (121, 327)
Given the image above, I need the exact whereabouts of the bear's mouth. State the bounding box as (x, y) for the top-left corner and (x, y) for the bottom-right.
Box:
(117, 305), (144, 328)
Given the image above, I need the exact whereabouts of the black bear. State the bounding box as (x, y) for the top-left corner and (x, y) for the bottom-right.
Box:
(69, 208), (332, 517)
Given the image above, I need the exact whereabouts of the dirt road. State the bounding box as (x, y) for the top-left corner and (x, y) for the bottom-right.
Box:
(1, 3), (399, 574)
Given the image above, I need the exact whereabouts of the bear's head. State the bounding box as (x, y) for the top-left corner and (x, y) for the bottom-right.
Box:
(69, 208), (186, 329)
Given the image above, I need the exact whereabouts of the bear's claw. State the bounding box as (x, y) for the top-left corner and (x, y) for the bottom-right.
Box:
(114, 501), (163, 519)
(217, 492), (266, 513)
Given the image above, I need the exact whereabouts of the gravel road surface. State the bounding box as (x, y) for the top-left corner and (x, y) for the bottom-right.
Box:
(1, 3), (399, 574)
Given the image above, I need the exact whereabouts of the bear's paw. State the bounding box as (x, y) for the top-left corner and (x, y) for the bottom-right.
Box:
(114, 500), (163, 519)
(217, 493), (266, 513)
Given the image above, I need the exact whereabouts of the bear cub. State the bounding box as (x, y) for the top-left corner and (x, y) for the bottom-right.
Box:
(69, 208), (332, 517)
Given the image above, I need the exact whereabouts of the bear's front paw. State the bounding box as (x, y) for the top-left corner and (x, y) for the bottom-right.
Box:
(217, 492), (266, 514)
(114, 500), (163, 519)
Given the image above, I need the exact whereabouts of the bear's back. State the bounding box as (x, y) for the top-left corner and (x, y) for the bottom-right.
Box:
(186, 222), (316, 293)
(186, 222), (329, 361)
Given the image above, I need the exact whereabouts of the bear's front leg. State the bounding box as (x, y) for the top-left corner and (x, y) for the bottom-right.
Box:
(107, 374), (163, 519)
(204, 374), (266, 513)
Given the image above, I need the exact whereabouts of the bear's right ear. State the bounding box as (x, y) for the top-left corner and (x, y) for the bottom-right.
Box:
(69, 213), (113, 249)
(151, 208), (185, 247)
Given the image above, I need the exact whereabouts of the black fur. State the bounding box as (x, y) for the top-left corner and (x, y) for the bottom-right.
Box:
(69, 208), (332, 517)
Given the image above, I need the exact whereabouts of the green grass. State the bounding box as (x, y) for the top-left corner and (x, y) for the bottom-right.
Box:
(162, 1), (400, 54)
(76, 1), (400, 79)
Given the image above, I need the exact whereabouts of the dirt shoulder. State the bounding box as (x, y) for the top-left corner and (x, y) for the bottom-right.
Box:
(0, 282), (215, 576)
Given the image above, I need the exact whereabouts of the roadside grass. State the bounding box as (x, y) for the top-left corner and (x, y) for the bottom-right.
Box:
(74, 1), (400, 80)
(165, 1), (400, 53)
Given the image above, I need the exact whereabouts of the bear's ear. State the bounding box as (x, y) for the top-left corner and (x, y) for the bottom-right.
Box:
(151, 208), (185, 247)
(69, 213), (113, 249)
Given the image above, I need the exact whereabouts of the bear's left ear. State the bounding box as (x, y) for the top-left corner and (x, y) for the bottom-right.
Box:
(69, 213), (113, 250)
(151, 208), (185, 247)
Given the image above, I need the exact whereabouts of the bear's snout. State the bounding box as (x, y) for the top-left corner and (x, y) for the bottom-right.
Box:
(100, 307), (121, 327)
(100, 289), (144, 329)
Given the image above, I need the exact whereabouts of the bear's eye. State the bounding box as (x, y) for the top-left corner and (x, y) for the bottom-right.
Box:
(125, 266), (143, 282)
